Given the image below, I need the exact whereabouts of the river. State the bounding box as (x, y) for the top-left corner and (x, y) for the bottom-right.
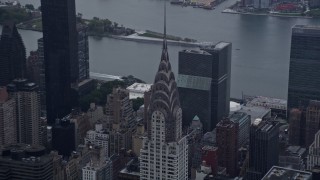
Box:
(15, 0), (320, 99)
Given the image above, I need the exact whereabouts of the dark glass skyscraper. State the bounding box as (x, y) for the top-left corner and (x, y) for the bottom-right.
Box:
(246, 119), (280, 180)
(41, 0), (78, 124)
(288, 25), (320, 112)
(0, 22), (26, 86)
(177, 42), (232, 132)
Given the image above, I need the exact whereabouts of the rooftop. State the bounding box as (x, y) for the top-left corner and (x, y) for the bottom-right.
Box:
(246, 96), (287, 110)
(229, 112), (248, 122)
(181, 49), (211, 55)
(126, 83), (152, 99)
(262, 166), (312, 180)
(292, 25), (320, 35)
(126, 83), (152, 92)
(238, 105), (271, 124)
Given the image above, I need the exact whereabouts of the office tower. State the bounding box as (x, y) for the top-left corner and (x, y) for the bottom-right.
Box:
(0, 144), (53, 179)
(177, 42), (232, 132)
(201, 146), (218, 175)
(229, 111), (250, 148)
(41, 0), (78, 124)
(52, 117), (76, 156)
(140, 6), (188, 179)
(305, 101), (320, 147)
(246, 119), (280, 180)
(7, 79), (41, 145)
(216, 118), (239, 177)
(106, 88), (136, 131)
(0, 22), (26, 86)
(35, 38), (47, 116)
(77, 23), (90, 82)
(85, 124), (109, 158)
(288, 25), (320, 112)
(105, 88), (136, 156)
(307, 130), (320, 170)
(188, 116), (204, 178)
(289, 108), (304, 146)
(132, 124), (145, 156)
(26, 51), (40, 84)
(87, 103), (104, 126)
(0, 87), (16, 146)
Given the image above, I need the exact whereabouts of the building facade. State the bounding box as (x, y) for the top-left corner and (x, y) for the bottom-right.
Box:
(177, 42), (232, 132)
(229, 111), (250, 148)
(307, 130), (320, 170)
(289, 108), (304, 146)
(77, 23), (90, 82)
(288, 25), (320, 112)
(216, 118), (239, 177)
(85, 124), (109, 158)
(52, 117), (76, 157)
(105, 88), (136, 156)
(246, 119), (280, 180)
(0, 144), (53, 180)
(7, 79), (41, 145)
(140, 13), (188, 179)
(0, 22), (26, 86)
(41, 0), (78, 124)
(0, 87), (16, 146)
(305, 100), (320, 147)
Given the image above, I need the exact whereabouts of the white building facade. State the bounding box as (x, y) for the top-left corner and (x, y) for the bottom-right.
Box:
(85, 124), (109, 157)
(140, 113), (188, 180)
(307, 130), (320, 170)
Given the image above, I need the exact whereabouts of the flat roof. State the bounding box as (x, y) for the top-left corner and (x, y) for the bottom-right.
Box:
(214, 42), (230, 50)
(126, 83), (152, 93)
(262, 166), (312, 180)
(238, 105), (271, 123)
(247, 96), (287, 110)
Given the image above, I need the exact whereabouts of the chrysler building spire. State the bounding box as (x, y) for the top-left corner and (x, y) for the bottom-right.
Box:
(140, 3), (188, 179)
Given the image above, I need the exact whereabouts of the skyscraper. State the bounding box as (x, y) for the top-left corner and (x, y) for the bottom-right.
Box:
(246, 119), (280, 180)
(41, 0), (78, 124)
(288, 108), (304, 146)
(105, 88), (136, 156)
(177, 43), (232, 132)
(288, 25), (320, 112)
(216, 118), (239, 177)
(7, 79), (42, 145)
(0, 87), (16, 146)
(305, 101), (320, 147)
(77, 23), (90, 82)
(0, 22), (26, 86)
(52, 116), (76, 157)
(307, 130), (320, 170)
(0, 144), (53, 180)
(140, 5), (188, 179)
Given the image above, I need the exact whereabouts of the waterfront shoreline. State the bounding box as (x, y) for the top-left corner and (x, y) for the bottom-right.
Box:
(16, 26), (211, 48)
(222, 9), (313, 19)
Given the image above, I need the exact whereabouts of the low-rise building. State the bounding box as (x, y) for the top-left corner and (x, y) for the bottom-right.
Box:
(126, 83), (152, 99)
(262, 166), (312, 180)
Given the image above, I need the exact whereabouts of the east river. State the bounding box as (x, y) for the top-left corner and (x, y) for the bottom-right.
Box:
(12, 0), (320, 99)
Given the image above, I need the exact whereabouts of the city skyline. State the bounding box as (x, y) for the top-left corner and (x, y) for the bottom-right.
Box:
(0, 0), (320, 179)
